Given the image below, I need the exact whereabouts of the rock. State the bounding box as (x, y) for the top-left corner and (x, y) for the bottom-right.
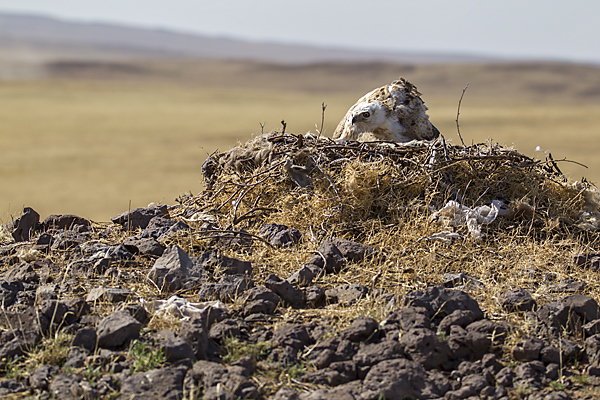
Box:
(325, 283), (368, 306)
(305, 285), (326, 307)
(466, 319), (510, 346)
(198, 275), (253, 302)
(111, 204), (169, 230)
(538, 294), (600, 334)
(2, 261), (39, 283)
(495, 366), (514, 387)
(512, 338), (544, 361)
(29, 364), (59, 390)
(161, 336), (196, 363)
(301, 360), (357, 386)
(438, 309), (479, 335)
(273, 387), (300, 400)
(445, 373), (488, 399)
(72, 327), (97, 352)
(119, 366), (185, 400)
(86, 287), (133, 303)
(141, 216), (190, 240)
(239, 286), (281, 315)
(306, 337), (357, 369)
(199, 250), (253, 276)
(191, 360), (257, 399)
(40, 299), (77, 328)
(209, 318), (245, 341)
(51, 230), (89, 250)
(362, 358), (449, 400)
(64, 346), (87, 368)
(353, 340), (404, 379)
(306, 239), (345, 273)
(341, 316), (379, 342)
(272, 324), (312, 350)
(584, 319), (600, 337)
(443, 272), (483, 289)
(147, 245), (205, 293)
(178, 316), (208, 360)
(8, 207), (40, 242)
(403, 286), (484, 322)
(446, 329), (492, 362)
(49, 373), (96, 400)
(123, 236), (166, 257)
(264, 274), (304, 308)
(97, 309), (142, 348)
(586, 334), (600, 366)
(41, 214), (91, 231)
(500, 287), (537, 312)
(401, 328), (452, 370)
(33, 232), (54, 251)
(573, 253), (600, 270)
(0, 279), (24, 308)
(381, 307), (432, 335)
(0, 307), (46, 360)
(259, 223), (302, 247)
(548, 279), (586, 293)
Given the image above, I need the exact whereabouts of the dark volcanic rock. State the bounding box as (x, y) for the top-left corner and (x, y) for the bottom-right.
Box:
(362, 358), (449, 400)
(123, 236), (166, 257)
(403, 286), (484, 323)
(49, 374), (90, 400)
(401, 328), (452, 370)
(199, 250), (253, 276)
(178, 316), (209, 360)
(97, 309), (142, 348)
(353, 340), (404, 379)
(512, 337), (544, 362)
(500, 287), (537, 312)
(72, 327), (97, 352)
(272, 324), (312, 350)
(259, 223), (302, 247)
(264, 273), (304, 308)
(239, 286), (281, 316)
(342, 316), (379, 342)
(29, 364), (59, 390)
(7, 207), (40, 242)
(198, 275), (253, 302)
(41, 214), (91, 231)
(538, 294), (600, 334)
(141, 216), (190, 240)
(147, 245), (205, 292)
(51, 230), (89, 250)
(111, 204), (169, 230)
(119, 366), (185, 400)
(325, 283), (368, 306)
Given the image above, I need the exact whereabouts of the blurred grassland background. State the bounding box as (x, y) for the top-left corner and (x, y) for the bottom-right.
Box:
(2, 59), (600, 222)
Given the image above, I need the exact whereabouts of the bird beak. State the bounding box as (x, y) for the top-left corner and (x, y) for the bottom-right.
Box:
(351, 115), (358, 124)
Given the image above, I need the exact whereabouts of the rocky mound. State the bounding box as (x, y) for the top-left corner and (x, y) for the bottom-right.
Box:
(1, 131), (600, 399)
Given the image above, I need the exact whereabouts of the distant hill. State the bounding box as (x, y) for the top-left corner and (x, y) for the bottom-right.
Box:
(0, 12), (492, 65)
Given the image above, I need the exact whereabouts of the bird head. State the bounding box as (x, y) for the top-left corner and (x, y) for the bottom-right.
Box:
(349, 101), (386, 132)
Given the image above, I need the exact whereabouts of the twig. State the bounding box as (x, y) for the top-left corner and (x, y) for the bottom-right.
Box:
(259, 122), (265, 134)
(281, 120), (287, 134)
(456, 83), (469, 147)
(318, 102), (327, 137)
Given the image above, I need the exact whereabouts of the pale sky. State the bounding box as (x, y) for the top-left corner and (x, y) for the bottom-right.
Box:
(1, 0), (599, 63)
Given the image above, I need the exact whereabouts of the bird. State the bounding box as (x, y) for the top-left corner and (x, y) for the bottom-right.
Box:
(333, 77), (440, 143)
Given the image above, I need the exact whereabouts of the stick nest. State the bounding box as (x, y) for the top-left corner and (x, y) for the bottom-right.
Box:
(175, 131), (599, 244)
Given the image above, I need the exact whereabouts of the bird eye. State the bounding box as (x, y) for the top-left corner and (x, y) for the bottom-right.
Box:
(362, 112), (371, 118)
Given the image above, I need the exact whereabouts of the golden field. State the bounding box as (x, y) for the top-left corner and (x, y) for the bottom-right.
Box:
(1, 60), (599, 222)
